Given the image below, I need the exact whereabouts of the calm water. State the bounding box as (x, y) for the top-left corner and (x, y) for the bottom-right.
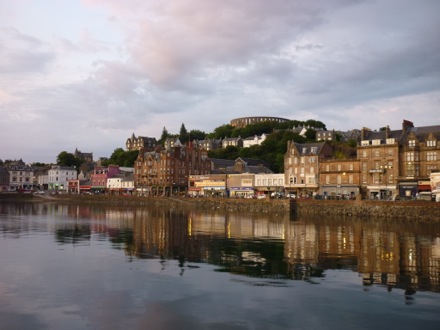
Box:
(1, 202), (439, 330)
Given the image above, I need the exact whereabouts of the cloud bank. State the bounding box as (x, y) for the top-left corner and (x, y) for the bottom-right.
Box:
(0, 0), (439, 162)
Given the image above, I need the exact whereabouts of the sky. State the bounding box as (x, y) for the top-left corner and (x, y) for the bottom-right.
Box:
(1, 0), (439, 163)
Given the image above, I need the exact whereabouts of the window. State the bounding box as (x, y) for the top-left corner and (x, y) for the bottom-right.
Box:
(349, 175), (353, 183)
(326, 165), (329, 171)
(349, 163), (353, 171)
(389, 173), (394, 183)
(337, 164), (341, 171)
(373, 173), (380, 184)
(427, 140), (437, 147)
(408, 140), (415, 147)
(362, 173), (367, 184)
(326, 175), (330, 184)
(407, 163), (414, 176)
(337, 175), (341, 184)
(374, 161), (380, 170)
(405, 152), (414, 162)
(427, 165), (438, 174)
(427, 151), (437, 161)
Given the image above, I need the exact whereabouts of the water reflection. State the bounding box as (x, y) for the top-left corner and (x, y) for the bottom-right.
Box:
(1, 202), (439, 295)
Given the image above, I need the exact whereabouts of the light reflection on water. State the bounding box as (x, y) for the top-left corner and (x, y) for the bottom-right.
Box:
(0, 201), (440, 330)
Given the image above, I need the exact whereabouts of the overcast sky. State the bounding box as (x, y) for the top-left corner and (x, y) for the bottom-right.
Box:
(1, 0), (439, 163)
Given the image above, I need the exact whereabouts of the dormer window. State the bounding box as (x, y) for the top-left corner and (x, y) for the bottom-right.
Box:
(427, 140), (437, 147)
(408, 140), (415, 147)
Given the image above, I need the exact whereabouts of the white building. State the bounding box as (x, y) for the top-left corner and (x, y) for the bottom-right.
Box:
(48, 165), (77, 191)
(254, 173), (285, 196)
(6, 163), (33, 191)
(243, 134), (267, 148)
(430, 172), (440, 202)
(107, 174), (134, 194)
(107, 177), (123, 191)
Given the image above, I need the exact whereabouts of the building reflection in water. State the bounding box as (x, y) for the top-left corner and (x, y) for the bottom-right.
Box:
(1, 202), (439, 293)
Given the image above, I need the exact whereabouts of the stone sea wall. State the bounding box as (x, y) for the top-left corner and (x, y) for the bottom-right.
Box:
(293, 199), (440, 223)
(1, 193), (439, 222)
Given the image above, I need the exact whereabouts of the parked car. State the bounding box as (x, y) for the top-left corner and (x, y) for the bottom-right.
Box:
(416, 192), (433, 201)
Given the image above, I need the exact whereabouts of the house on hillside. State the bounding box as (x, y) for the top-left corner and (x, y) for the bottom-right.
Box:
(243, 134), (267, 148)
(126, 133), (157, 151)
(222, 137), (243, 149)
(193, 138), (222, 151)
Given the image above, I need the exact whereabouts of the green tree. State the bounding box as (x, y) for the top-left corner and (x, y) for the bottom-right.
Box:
(56, 151), (82, 169)
(179, 123), (189, 144)
(207, 124), (234, 139)
(31, 162), (46, 167)
(158, 127), (171, 145)
(305, 119), (326, 130)
(188, 129), (206, 141)
(304, 128), (317, 141)
(104, 148), (139, 167)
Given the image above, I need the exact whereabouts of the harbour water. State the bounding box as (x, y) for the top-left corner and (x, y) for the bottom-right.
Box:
(1, 201), (439, 330)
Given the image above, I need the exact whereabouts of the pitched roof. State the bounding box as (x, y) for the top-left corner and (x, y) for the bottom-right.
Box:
(236, 157), (270, 168)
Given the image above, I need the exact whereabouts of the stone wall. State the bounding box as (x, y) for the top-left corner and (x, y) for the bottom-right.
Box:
(2, 193), (439, 222)
(293, 199), (440, 223)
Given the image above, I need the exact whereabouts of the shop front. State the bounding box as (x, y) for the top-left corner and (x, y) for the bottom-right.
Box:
(417, 181), (431, 193)
(321, 185), (359, 200)
(398, 181), (417, 199)
(228, 187), (254, 198)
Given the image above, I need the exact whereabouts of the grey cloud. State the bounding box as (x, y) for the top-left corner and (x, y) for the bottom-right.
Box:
(0, 28), (54, 73)
(125, 0), (359, 89)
